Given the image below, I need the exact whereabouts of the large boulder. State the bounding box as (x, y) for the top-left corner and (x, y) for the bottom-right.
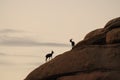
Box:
(84, 28), (103, 40)
(25, 44), (120, 80)
(104, 17), (120, 31)
(25, 17), (120, 80)
(58, 71), (120, 80)
(74, 17), (120, 48)
(106, 28), (120, 44)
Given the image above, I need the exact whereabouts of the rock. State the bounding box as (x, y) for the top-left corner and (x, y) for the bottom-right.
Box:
(25, 44), (120, 80)
(104, 17), (120, 32)
(25, 17), (120, 80)
(58, 71), (120, 80)
(74, 28), (106, 48)
(84, 28), (103, 40)
(106, 28), (120, 44)
(74, 17), (120, 47)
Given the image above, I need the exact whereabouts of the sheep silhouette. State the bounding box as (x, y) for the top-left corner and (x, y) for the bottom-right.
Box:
(45, 51), (54, 61)
(70, 39), (75, 48)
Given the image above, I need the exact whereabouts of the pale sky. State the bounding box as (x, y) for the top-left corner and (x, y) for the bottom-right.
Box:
(0, 0), (120, 46)
(0, 1), (120, 80)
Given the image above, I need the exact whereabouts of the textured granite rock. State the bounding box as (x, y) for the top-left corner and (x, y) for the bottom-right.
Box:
(106, 28), (120, 44)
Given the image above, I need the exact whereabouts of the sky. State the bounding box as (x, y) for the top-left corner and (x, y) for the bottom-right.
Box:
(0, 0), (120, 80)
(0, 0), (120, 46)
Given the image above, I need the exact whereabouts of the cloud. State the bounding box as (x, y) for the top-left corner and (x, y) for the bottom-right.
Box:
(0, 36), (69, 47)
(0, 52), (41, 66)
(0, 60), (14, 65)
(0, 29), (23, 33)
(0, 29), (69, 47)
(0, 52), (6, 56)
(0, 53), (40, 58)
(0, 61), (41, 66)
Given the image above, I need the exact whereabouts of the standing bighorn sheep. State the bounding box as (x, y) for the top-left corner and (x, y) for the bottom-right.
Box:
(70, 39), (75, 48)
(45, 51), (54, 61)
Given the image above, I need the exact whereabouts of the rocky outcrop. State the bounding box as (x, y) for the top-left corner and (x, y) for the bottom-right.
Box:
(104, 17), (120, 31)
(25, 17), (120, 80)
(106, 28), (120, 44)
(84, 28), (103, 40)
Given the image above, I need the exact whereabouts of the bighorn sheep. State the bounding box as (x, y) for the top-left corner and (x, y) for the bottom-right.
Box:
(70, 39), (75, 48)
(45, 51), (54, 61)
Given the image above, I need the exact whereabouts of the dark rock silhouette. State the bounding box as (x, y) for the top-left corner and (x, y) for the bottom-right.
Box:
(45, 51), (54, 61)
(70, 39), (75, 48)
(84, 28), (103, 40)
(104, 17), (120, 31)
(25, 17), (120, 80)
(106, 28), (120, 44)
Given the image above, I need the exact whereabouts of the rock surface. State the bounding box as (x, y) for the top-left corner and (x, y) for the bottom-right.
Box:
(106, 28), (120, 44)
(84, 28), (103, 40)
(25, 17), (120, 80)
(104, 17), (120, 31)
